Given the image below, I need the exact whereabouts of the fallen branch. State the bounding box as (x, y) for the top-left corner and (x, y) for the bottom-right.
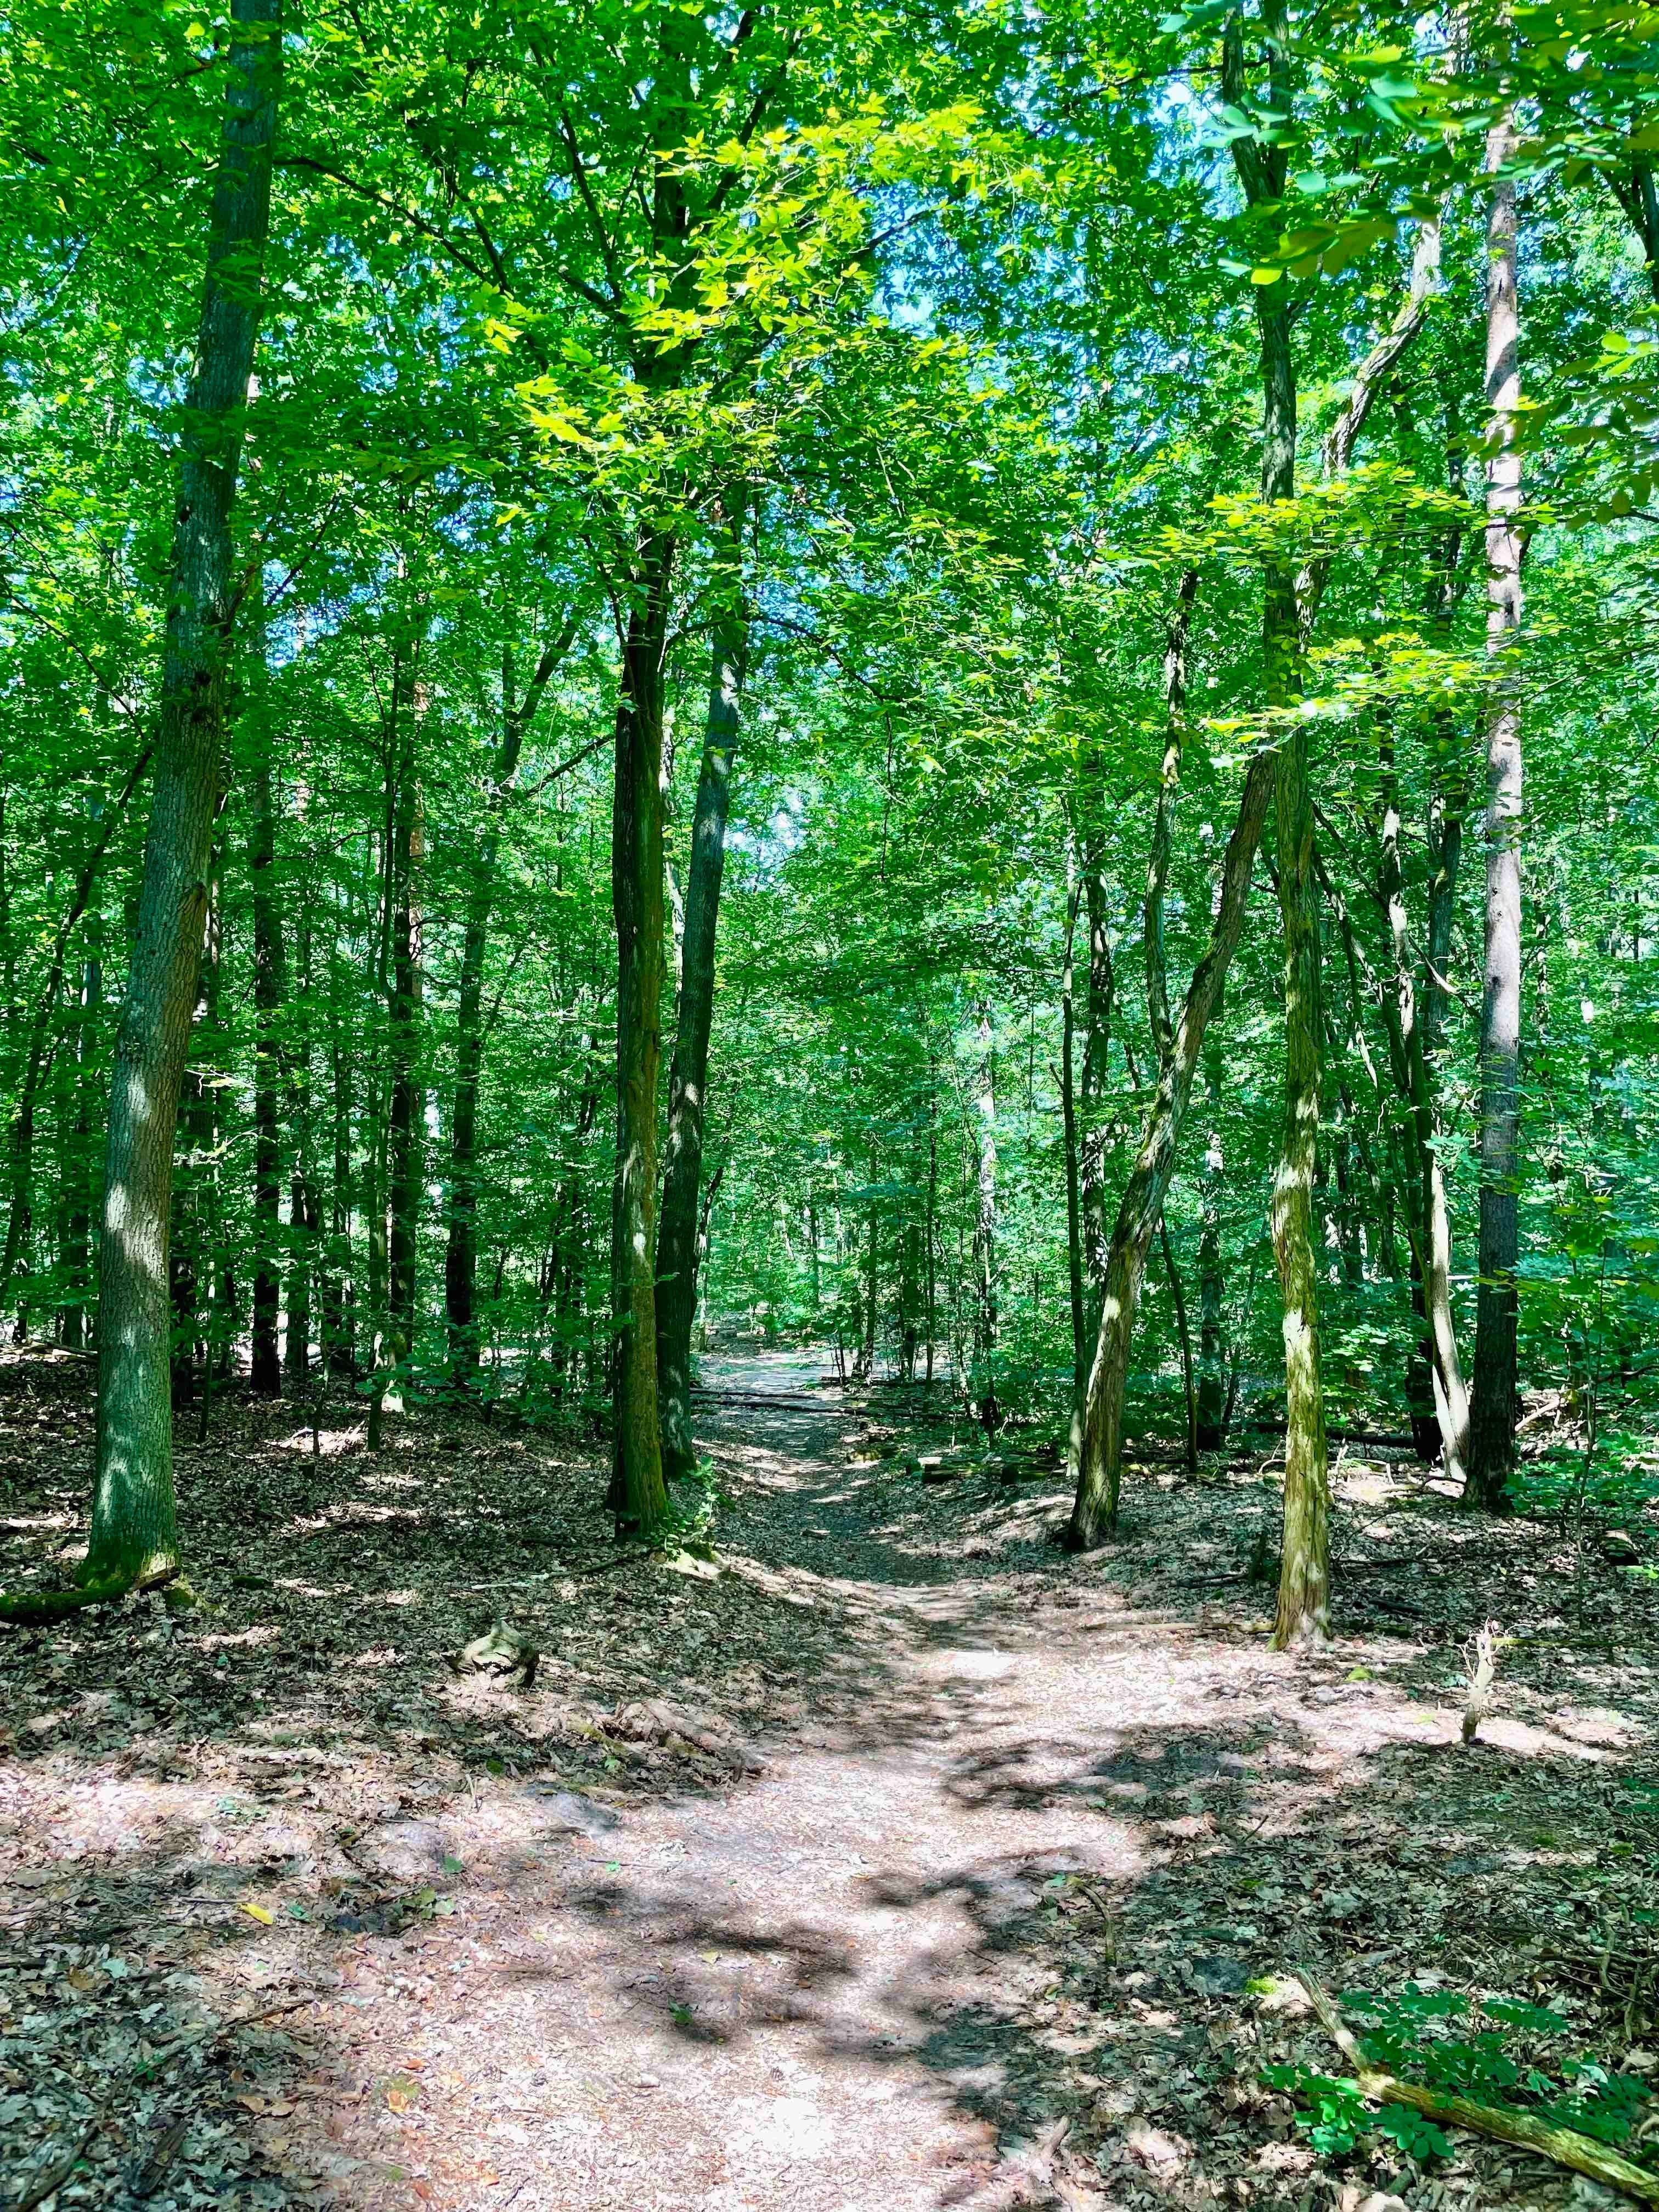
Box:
(7, 2118), (101, 2212)
(1296, 1971), (1659, 2208)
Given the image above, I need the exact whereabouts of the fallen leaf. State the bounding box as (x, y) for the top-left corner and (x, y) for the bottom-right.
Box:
(240, 1901), (275, 1926)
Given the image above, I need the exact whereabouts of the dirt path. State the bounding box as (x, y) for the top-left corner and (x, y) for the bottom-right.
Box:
(4, 1348), (1657, 2211)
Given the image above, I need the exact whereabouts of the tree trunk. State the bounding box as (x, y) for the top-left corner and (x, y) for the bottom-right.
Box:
(321, 922), (354, 1378)
(1060, 862), (1087, 1455)
(607, 538), (673, 1536)
(386, 652), (423, 1372)
(446, 618), (574, 1386)
(972, 1009), (998, 1436)
(81, 0), (279, 1602)
(1196, 1022), (1227, 1448)
(656, 551), (744, 1478)
(1077, 837), (1114, 1302)
(1268, 636), (1331, 1649)
(58, 944), (100, 1350)
(248, 614), (286, 1396)
(1468, 116), (1524, 1511)
(1160, 1218), (1199, 1470)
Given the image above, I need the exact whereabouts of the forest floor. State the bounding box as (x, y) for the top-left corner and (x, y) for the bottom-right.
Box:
(2, 1345), (1658, 2212)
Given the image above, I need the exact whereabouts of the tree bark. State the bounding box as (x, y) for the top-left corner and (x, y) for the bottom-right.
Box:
(58, 943), (100, 1350)
(607, 538), (673, 1536)
(1196, 1020), (1227, 1447)
(80, 0), (279, 1601)
(386, 654), (423, 1369)
(971, 1009), (999, 1436)
(656, 545), (745, 1479)
(1468, 116), (1525, 1510)
(446, 617), (575, 1387)
(247, 640), (285, 1395)
(1060, 861), (1087, 1453)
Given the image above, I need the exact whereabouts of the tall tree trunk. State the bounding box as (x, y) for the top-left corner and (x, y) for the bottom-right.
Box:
(656, 545), (745, 1479)
(972, 1009), (998, 1436)
(1060, 861), (1087, 1459)
(58, 943), (100, 1350)
(1160, 1218), (1199, 1470)
(1259, 296), (1330, 1646)
(859, 1136), (878, 1379)
(446, 617), (574, 1386)
(321, 917), (354, 1378)
(607, 539), (673, 1536)
(386, 653), (423, 1371)
(248, 608), (286, 1396)
(1376, 735), (1470, 1484)
(284, 890), (317, 1389)
(1196, 1020), (1227, 1448)
(924, 1076), (938, 1384)
(1077, 835), (1114, 1303)
(1216, 3), (1330, 1644)
(77, 0), (279, 1606)
(1468, 117), (1525, 1510)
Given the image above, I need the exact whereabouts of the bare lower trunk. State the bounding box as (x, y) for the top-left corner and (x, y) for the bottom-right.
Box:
(81, 0), (279, 1601)
(657, 557), (744, 1479)
(1196, 1024), (1226, 1447)
(972, 1009), (998, 1436)
(607, 538), (673, 1537)
(386, 657), (423, 1374)
(1269, 651), (1331, 1649)
(1060, 864), (1087, 1461)
(1469, 117), (1524, 1511)
(249, 627), (285, 1396)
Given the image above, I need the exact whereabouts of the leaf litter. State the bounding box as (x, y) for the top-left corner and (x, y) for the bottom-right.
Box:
(1, 1344), (1657, 2210)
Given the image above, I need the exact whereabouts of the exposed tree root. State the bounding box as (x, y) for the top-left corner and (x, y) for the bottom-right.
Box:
(0, 1562), (187, 1628)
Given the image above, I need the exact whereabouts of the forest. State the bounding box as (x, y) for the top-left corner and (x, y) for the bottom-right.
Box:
(1, 2), (1658, 2209)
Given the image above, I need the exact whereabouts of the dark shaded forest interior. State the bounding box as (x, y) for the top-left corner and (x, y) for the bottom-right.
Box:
(3, 0), (1659, 2208)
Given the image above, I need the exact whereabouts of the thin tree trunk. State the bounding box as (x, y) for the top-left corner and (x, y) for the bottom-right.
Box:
(446, 617), (574, 1386)
(1077, 835), (1114, 1303)
(1196, 1021), (1227, 1448)
(1260, 298), (1330, 1646)
(59, 943), (100, 1350)
(607, 538), (673, 1536)
(972, 1009), (998, 1436)
(386, 652), (423, 1370)
(284, 924), (317, 1388)
(860, 1136), (878, 1379)
(924, 1076), (937, 1384)
(1160, 1218), (1199, 1470)
(657, 536), (744, 1478)
(1060, 861), (1087, 1453)
(249, 606), (286, 1396)
(321, 916), (354, 1378)
(1469, 115), (1525, 1510)
(76, 0), (279, 1607)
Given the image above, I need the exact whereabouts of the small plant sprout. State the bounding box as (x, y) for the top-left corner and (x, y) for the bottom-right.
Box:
(1461, 1620), (1503, 1745)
